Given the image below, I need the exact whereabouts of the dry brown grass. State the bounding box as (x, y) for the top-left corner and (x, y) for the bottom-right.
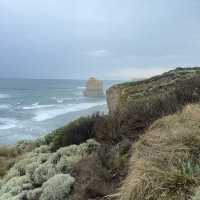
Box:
(0, 146), (18, 177)
(0, 141), (35, 177)
(120, 104), (200, 200)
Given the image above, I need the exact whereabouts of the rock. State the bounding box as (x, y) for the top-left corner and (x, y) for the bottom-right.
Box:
(84, 77), (104, 97)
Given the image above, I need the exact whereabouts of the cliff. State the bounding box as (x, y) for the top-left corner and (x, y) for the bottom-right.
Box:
(106, 67), (200, 113)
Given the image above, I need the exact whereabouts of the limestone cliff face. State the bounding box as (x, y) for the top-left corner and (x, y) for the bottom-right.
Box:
(106, 67), (200, 114)
(84, 77), (104, 97)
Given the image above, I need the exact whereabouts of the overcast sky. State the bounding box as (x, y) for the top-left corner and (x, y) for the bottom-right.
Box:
(0, 0), (200, 80)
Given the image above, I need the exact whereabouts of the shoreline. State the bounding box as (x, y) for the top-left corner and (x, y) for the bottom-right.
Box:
(0, 104), (108, 145)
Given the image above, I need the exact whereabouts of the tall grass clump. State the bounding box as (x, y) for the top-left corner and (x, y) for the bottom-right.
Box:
(0, 140), (38, 177)
(0, 146), (20, 177)
(121, 104), (200, 200)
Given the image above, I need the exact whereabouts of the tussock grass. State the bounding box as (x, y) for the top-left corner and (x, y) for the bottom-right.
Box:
(0, 146), (18, 177)
(120, 104), (200, 200)
(0, 141), (35, 177)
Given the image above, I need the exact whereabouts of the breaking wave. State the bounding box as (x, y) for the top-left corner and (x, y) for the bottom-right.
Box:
(33, 101), (106, 122)
(0, 94), (10, 99)
(23, 102), (54, 110)
(0, 118), (18, 130)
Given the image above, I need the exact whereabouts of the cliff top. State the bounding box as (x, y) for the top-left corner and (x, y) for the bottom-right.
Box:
(117, 67), (200, 88)
(107, 67), (200, 113)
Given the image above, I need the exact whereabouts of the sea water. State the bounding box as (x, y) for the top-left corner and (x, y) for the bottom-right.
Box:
(0, 79), (118, 144)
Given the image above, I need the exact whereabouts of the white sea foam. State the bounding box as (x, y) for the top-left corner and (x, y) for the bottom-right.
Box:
(77, 86), (86, 90)
(0, 118), (18, 130)
(74, 91), (83, 96)
(33, 101), (106, 122)
(0, 104), (11, 110)
(0, 94), (10, 99)
(57, 99), (64, 103)
(51, 97), (73, 103)
(23, 102), (54, 110)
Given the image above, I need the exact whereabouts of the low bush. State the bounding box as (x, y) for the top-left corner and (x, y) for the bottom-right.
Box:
(70, 139), (131, 200)
(45, 113), (102, 151)
(40, 174), (75, 200)
(192, 187), (200, 200)
(0, 146), (19, 177)
(0, 141), (38, 178)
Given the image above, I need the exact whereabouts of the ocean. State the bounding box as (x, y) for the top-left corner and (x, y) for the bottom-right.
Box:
(0, 79), (118, 144)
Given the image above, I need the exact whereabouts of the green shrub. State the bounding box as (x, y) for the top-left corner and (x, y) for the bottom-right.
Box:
(45, 113), (102, 151)
(192, 187), (200, 200)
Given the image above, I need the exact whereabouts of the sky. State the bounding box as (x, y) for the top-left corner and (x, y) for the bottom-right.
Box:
(0, 0), (200, 80)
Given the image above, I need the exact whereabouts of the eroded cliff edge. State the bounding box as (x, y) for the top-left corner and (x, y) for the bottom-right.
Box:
(106, 67), (200, 114)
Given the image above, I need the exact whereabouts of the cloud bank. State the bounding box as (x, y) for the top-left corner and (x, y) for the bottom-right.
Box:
(0, 0), (200, 79)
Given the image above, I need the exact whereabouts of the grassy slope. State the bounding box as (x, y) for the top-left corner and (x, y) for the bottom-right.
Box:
(112, 67), (200, 110)
(121, 104), (200, 200)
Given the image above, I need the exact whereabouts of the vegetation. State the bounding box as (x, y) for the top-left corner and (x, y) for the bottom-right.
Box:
(40, 174), (75, 200)
(94, 72), (200, 144)
(0, 146), (18, 177)
(121, 104), (200, 200)
(1, 68), (200, 199)
(0, 139), (99, 199)
(193, 187), (200, 200)
(0, 139), (43, 178)
(70, 139), (131, 200)
(45, 113), (102, 151)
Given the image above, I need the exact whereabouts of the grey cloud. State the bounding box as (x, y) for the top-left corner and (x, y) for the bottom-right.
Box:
(0, 0), (200, 79)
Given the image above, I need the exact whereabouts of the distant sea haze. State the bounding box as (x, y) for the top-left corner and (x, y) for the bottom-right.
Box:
(0, 79), (119, 144)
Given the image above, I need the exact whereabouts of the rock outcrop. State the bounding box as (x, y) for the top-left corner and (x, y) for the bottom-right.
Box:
(84, 77), (104, 97)
(106, 67), (200, 114)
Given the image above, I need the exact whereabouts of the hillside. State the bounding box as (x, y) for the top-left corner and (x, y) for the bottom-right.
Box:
(121, 104), (200, 200)
(1, 67), (200, 200)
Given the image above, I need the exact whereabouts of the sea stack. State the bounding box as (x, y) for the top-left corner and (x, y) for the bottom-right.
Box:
(84, 77), (104, 97)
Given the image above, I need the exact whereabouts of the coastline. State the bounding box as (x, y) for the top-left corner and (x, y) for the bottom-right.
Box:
(0, 78), (117, 145)
(0, 103), (108, 145)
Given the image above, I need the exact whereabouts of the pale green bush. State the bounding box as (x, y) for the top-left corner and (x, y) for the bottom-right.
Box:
(33, 145), (50, 154)
(31, 139), (100, 185)
(26, 188), (42, 200)
(33, 164), (57, 186)
(0, 175), (31, 198)
(193, 187), (200, 200)
(0, 192), (22, 200)
(40, 174), (75, 200)
(0, 139), (99, 199)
